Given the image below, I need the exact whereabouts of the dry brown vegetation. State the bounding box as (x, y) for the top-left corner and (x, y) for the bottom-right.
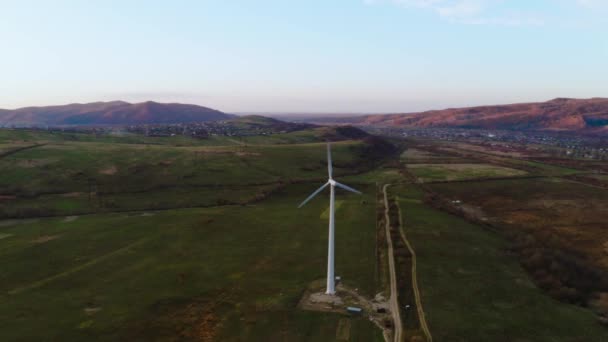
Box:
(426, 178), (608, 314)
(396, 140), (608, 320)
(124, 296), (229, 342)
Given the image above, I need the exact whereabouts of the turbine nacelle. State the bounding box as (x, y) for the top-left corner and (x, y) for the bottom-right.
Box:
(297, 143), (362, 208)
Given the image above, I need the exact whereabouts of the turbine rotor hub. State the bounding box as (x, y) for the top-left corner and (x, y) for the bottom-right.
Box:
(328, 179), (336, 186)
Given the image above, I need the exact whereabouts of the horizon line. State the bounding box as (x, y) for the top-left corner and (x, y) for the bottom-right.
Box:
(2, 96), (607, 116)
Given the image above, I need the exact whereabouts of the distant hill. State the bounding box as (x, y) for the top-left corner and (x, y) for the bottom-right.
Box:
(227, 117), (372, 140)
(228, 115), (315, 133)
(317, 125), (371, 141)
(0, 101), (234, 126)
(313, 98), (608, 134)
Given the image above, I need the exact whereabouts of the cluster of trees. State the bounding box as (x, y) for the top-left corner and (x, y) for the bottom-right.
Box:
(321, 126), (370, 141)
(350, 136), (400, 170)
(508, 229), (608, 305)
(375, 187), (387, 295)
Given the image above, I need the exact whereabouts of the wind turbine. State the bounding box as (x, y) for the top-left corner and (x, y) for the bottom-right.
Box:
(298, 142), (362, 295)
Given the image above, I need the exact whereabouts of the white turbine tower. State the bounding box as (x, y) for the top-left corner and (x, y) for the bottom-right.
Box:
(298, 142), (361, 295)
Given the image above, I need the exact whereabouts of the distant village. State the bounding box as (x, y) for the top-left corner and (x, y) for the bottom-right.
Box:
(371, 127), (608, 161)
(7, 121), (608, 161)
(9, 119), (309, 139)
(125, 121), (254, 138)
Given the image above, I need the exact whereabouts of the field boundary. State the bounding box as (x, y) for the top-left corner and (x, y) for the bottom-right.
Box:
(6, 237), (150, 296)
(417, 175), (546, 185)
(0, 143), (46, 160)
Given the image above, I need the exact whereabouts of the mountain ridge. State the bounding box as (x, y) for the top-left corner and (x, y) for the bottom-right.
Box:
(0, 101), (234, 126)
(322, 98), (608, 134)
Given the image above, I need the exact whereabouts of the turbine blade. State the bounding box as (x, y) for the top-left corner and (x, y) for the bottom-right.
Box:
(334, 181), (362, 194)
(327, 142), (333, 179)
(298, 182), (330, 208)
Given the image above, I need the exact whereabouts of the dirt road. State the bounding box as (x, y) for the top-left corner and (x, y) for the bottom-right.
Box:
(383, 184), (403, 342)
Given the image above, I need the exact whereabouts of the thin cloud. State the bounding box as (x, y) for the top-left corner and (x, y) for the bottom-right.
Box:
(575, 0), (608, 9)
(365, 0), (545, 26)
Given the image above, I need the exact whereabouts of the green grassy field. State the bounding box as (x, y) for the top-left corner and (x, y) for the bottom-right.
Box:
(0, 128), (392, 341)
(406, 163), (527, 182)
(431, 142), (581, 177)
(340, 167), (403, 184)
(0, 131), (375, 218)
(400, 148), (471, 164)
(0, 128), (243, 146)
(3, 128), (607, 341)
(0, 183), (382, 341)
(392, 184), (608, 341)
(0, 126), (331, 147)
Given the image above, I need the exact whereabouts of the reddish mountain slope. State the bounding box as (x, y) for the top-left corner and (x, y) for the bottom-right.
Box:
(343, 98), (608, 133)
(0, 101), (233, 126)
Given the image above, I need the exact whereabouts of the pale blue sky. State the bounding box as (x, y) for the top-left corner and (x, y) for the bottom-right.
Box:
(1, 0), (606, 113)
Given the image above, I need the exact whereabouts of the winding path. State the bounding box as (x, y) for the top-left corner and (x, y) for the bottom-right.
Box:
(396, 197), (433, 342)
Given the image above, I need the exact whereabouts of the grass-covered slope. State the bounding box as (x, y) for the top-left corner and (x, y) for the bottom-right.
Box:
(0, 128), (396, 218)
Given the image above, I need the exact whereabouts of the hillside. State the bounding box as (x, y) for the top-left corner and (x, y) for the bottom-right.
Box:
(228, 115), (315, 133)
(0, 101), (234, 126)
(318, 98), (608, 134)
